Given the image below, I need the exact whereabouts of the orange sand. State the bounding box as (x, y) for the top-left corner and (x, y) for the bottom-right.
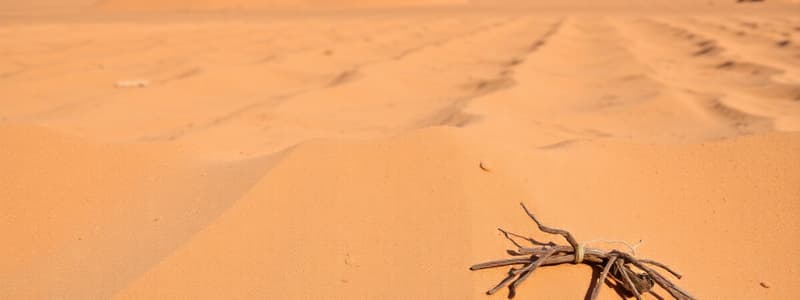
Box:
(1, 0), (800, 299)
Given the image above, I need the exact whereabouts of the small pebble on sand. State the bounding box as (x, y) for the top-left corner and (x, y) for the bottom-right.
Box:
(479, 161), (491, 172)
(760, 281), (770, 288)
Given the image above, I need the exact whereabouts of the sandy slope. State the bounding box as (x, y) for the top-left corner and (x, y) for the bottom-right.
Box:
(0, 125), (280, 298)
(109, 128), (800, 300)
(2, 0), (800, 299)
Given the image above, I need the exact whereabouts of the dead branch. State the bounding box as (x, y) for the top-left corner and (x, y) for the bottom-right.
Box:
(470, 203), (695, 300)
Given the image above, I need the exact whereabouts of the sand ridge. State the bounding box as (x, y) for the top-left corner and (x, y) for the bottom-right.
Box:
(1, 0), (800, 299)
(96, 0), (469, 11)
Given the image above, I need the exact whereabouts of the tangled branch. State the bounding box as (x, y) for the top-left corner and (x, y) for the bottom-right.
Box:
(470, 203), (695, 300)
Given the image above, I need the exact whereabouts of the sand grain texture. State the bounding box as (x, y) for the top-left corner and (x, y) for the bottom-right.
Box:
(1, 0), (800, 299)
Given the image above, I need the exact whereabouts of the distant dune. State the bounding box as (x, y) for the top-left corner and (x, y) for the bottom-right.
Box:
(3, 0), (798, 13)
(96, 0), (468, 11)
(0, 0), (467, 13)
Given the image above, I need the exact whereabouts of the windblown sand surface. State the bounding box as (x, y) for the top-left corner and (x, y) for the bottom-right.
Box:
(2, 0), (800, 299)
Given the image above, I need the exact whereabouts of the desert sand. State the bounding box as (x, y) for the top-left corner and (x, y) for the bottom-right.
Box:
(1, 0), (800, 299)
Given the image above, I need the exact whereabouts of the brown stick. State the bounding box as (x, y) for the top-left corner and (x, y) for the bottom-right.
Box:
(497, 228), (528, 249)
(649, 290), (666, 300)
(644, 266), (694, 300)
(639, 259), (683, 279)
(472, 205), (695, 300)
(508, 247), (558, 298)
(616, 252), (694, 300)
(470, 258), (535, 270)
(616, 259), (642, 300)
(589, 255), (618, 300)
(519, 203), (580, 249)
(487, 267), (522, 295)
(512, 245), (573, 256)
(498, 228), (550, 247)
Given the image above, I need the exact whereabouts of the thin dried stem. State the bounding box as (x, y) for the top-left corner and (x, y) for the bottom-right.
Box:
(512, 245), (572, 256)
(519, 203), (580, 249)
(589, 255), (618, 300)
(472, 204), (695, 300)
(508, 247), (558, 298)
(470, 258), (533, 270)
(614, 252), (695, 300)
(497, 228), (528, 249)
(487, 267), (522, 295)
(616, 259), (642, 300)
(497, 228), (551, 247)
(639, 259), (683, 279)
(649, 290), (666, 300)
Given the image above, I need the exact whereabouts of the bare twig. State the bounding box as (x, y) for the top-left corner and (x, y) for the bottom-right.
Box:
(519, 203), (580, 249)
(471, 203), (695, 300)
(589, 254), (617, 300)
(497, 228), (529, 249)
(508, 247), (558, 298)
(470, 258), (535, 270)
(487, 267), (522, 295)
(640, 259), (683, 279)
(616, 259), (642, 300)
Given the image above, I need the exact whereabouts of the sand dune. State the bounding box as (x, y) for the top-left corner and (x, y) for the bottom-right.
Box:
(2, 1), (800, 299)
(0, 124), (279, 298)
(96, 0), (467, 11)
(112, 128), (800, 300)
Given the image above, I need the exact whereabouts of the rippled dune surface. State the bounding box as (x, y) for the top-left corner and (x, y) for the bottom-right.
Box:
(2, 0), (800, 299)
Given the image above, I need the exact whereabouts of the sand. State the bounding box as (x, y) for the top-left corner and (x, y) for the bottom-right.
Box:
(1, 0), (800, 299)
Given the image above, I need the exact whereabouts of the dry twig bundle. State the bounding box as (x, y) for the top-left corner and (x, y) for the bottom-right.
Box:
(470, 203), (696, 300)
